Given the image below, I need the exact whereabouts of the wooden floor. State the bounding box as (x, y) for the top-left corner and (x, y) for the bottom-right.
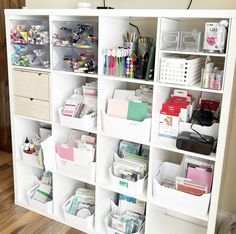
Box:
(0, 151), (84, 234)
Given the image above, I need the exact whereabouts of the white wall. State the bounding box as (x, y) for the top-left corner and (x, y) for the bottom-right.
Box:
(25, 0), (236, 214)
(26, 0), (236, 9)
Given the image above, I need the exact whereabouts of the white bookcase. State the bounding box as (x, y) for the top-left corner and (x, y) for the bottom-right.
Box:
(5, 9), (236, 234)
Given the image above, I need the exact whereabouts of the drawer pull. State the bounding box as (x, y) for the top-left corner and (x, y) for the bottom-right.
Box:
(38, 73), (42, 76)
(30, 98), (34, 101)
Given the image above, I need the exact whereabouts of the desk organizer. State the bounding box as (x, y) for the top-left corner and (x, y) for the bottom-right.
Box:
(58, 107), (97, 131)
(180, 32), (203, 52)
(63, 195), (94, 232)
(52, 21), (98, 73)
(10, 20), (50, 68)
(27, 184), (53, 213)
(159, 55), (204, 86)
(102, 112), (151, 142)
(109, 167), (147, 194)
(161, 31), (180, 51)
(152, 162), (211, 216)
(105, 212), (145, 234)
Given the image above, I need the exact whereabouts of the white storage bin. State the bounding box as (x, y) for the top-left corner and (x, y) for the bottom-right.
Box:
(152, 162), (211, 216)
(105, 212), (145, 234)
(159, 56), (204, 86)
(56, 153), (96, 182)
(109, 167), (147, 194)
(102, 112), (151, 142)
(58, 107), (97, 131)
(21, 146), (43, 168)
(180, 31), (203, 52)
(27, 184), (53, 213)
(63, 195), (94, 232)
(161, 31), (180, 51)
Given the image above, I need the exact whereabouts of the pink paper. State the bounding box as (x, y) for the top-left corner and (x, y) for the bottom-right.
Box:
(56, 144), (74, 161)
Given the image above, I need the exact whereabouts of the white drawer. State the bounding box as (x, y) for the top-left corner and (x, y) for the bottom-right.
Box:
(13, 70), (49, 101)
(14, 96), (50, 121)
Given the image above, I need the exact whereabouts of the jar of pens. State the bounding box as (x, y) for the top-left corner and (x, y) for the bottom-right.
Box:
(103, 29), (155, 80)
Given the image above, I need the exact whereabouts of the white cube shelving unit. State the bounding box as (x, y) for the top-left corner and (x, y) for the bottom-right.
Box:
(5, 9), (236, 234)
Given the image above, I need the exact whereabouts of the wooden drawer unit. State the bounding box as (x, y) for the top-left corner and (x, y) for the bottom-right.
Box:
(13, 70), (50, 101)
(14, 96), (50, 121)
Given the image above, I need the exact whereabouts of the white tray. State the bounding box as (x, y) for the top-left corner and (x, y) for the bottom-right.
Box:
(58, 107), (97, 131)
(56, 153), (96, 182)
(105, 212), (145, 234)
(109, 167), (147, 194)
(63, 195), (94, 232)
(21, 146), (43, 168)
(102, 112), (151, 142)
(152, 162), (211, 216)
(27, 185), (53, 214)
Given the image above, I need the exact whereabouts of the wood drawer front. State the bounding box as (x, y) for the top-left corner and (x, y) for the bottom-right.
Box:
(13, 70), (49, 101)
(14, 96), (50, 121)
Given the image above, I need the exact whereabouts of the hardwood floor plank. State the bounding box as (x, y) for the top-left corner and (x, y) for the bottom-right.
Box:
(0, 151), (85, 234)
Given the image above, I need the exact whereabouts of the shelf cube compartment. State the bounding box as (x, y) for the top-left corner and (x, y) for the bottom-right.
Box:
(108, 167), (148, 195)
(27, 184), (53, 214)
(58, 107), (97, 132)
(152, 162), (211, 216)
(102, 112), (151, 143)
(63, 195), (94, 232)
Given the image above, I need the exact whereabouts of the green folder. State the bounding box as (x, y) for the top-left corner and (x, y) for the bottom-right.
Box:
(127, 102), (148, 122)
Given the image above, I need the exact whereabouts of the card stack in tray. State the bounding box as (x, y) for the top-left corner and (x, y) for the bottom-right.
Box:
(112, 140), (149, 182)
(32, 171), (53, 203)
(109, 194), (145, 234)
(69, 188), (95, 218)
(107, 85), (153, 122)
(160, 155), (214, 196)
(62, 81), (97, 118)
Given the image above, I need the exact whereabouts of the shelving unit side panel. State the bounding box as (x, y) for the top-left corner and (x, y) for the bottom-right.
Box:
(207, 18), (236, 234)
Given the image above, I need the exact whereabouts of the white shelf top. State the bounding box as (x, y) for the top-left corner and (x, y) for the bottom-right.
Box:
(100, 75), (154, 85)
(148, 197), (209, 222)
(152, 138), (216, 161)
(160, 50), (226, 58)
(156, 82), (224, 94)
(54, 169), (96, 186)
(5, 9), (236, 18)
(14, 114), (52, 125)
(12, 65), (51, 73)
(98, 180), (147, 202)
(53, 121), (97, 134)
(100, 131), (151, 146)
(52, 70), (99, 79)
(16, 158), (44, 170)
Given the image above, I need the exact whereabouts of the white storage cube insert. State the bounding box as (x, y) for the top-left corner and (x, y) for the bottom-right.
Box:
(159, 56), (204, 86)
(102, 112), (151, 143)
(58, 107), (97, 131)
(21, 146), (43, 168)
(27, 185), (53, 214)
(109, 167), (147, 194)
(56, 153), (96, 182)
(152, 162), (211, 216)
(63, 196), (94, 232)
(6, 9), (236, 234)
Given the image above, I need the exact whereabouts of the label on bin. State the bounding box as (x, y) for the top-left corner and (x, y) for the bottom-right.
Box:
(119, 180), (128, 188)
